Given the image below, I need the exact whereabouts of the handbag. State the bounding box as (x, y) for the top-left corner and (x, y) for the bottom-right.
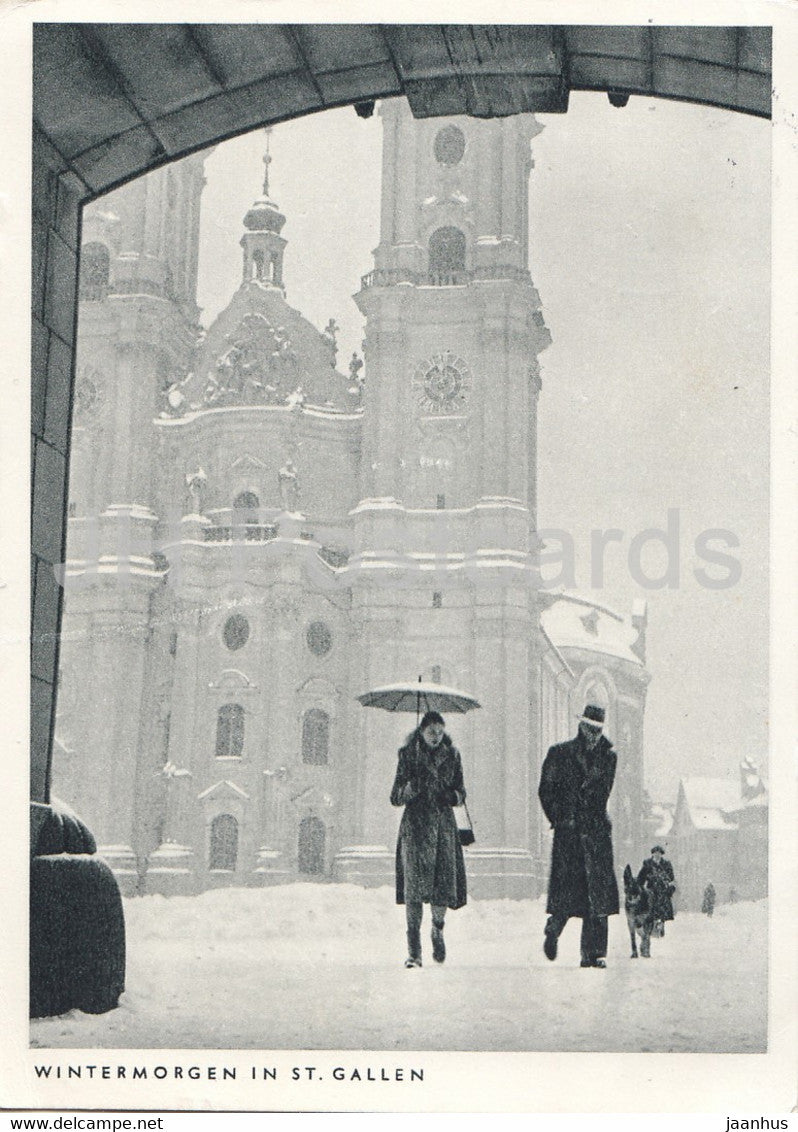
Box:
(458, 800), (475, 847)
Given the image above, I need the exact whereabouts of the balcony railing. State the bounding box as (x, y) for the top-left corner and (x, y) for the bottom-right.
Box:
(360, 265), (532, 290)
(203, 524), (278, 543)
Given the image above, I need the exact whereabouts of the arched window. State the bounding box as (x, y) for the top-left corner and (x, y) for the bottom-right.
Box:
(215, 703), (245, 757)
(428, 227), (466, 282)
(298, 816), (325, 874)
(302, 709), (330, 766)
(209, 814), (238, 871)
(434, 125), (466, 166)
(306, 621), (332, 657)
(252, 248), (265, 280)
(222, 614), (250, 651)
(233, 491), (260, 525)
(79, 242), (110, 301)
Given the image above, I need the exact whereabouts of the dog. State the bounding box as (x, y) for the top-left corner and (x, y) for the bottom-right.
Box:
(623, 864), (654, 958)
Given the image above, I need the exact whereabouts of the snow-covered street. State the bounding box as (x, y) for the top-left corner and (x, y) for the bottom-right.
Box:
(30, 885), (766, 1053)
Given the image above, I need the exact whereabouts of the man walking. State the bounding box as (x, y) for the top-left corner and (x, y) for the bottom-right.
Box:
(538, 704), (620, 968)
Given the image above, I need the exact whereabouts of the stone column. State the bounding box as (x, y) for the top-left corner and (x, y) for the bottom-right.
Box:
(87, 584), (153, 894)
(261, 579), (303, 873)
(466, 589), (537, 897)
(144, 600), (200, 892)
(332, 600), (399, 886)
(477, 314), (510, 500)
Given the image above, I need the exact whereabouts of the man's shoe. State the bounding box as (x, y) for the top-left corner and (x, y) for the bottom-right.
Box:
(593, 958), (607, 968)
(543, 926), (558, 961)
(404, 956), (422, 968)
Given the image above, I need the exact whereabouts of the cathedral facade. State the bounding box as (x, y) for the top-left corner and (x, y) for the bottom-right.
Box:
(54, 101), (650, 898)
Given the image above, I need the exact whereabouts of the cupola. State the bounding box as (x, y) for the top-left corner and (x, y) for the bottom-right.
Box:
(240, 129), (287, 292)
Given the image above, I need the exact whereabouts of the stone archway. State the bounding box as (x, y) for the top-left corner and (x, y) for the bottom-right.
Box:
(30, 23), (771, 803)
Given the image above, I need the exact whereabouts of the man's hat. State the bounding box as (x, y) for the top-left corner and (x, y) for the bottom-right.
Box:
(578, 704), (605, 729)
(651, 845), (666, 855)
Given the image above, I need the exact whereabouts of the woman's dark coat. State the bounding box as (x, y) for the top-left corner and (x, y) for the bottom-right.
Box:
(390, 732), (467, 909)
(538, 733), (620, 918)
(637, 856), (675, 921)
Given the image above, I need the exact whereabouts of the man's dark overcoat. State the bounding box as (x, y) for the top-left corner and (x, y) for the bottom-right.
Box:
(637, 856), (675, 921)
(538, 733), (620, 918)
(390, 732), (467, 909)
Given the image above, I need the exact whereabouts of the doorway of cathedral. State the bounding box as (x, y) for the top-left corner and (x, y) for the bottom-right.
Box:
(209, 814), (239, 872)
(298, 816), (326, 875)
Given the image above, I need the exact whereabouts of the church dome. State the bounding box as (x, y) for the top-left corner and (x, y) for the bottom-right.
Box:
(243, 193), (286, 234)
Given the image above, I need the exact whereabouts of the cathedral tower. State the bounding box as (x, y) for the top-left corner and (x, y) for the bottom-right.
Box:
(339, 100), (552, 895)
(56, 154), (207, 890)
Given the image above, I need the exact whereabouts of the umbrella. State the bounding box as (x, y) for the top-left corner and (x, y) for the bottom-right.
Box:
(357, 677), (481, 729)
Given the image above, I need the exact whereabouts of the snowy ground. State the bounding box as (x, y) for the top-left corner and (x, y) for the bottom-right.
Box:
(30, 885), (766, 1053)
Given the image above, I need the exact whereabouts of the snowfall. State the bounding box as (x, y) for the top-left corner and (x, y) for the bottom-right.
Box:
(30, 885), (766, 1053)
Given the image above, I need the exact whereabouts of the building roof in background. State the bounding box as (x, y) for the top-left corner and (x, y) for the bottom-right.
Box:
(541, 594), (643, 665)
(650, 802), (674, 838)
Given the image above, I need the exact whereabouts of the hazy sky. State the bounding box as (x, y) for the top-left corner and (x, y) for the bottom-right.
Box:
(196, 94), (770, 801)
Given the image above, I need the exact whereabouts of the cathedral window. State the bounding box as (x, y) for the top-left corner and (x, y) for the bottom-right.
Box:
(302, 709), (330, 765)
(306, 621), (332, 657)
(209, 813), (238, 871)
(215, 703), (245, 758)
(432, 593), (443, 609)
(223, 614), (250, 651)
(434, 125), (466, 166)
(431, 664), (442, 683)
(298, 815), (326, 874)
(428, 227), (466, 282)
(79, 242), (110, 301)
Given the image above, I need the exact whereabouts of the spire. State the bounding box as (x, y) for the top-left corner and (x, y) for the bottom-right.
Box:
(262, 127), (272, 196)
(243, 128), (286, 236)
(240, 129), (287, 292)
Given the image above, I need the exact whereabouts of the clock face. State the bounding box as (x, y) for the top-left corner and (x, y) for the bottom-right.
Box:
(413, 352), (470, 414)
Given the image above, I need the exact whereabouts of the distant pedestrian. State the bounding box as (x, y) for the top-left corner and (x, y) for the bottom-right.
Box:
(702, 882), (716, 917)
(390, 711), (467, 968)
(637, 846), (676, 937)
(538, 704), (619, 968)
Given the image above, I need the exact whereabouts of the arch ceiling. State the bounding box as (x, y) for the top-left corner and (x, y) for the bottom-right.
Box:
(34, 24), (771, 199)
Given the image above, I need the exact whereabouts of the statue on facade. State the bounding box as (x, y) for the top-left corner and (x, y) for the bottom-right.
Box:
(278, 459), (300, 513)
(185, 467), (207, 515)
(322, 318), (340, 361)
(348, 352), (364, 397)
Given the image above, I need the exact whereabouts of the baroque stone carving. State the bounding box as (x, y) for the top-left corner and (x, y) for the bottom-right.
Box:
(278, 459), (300, 513)
(202, 313), (300, 407)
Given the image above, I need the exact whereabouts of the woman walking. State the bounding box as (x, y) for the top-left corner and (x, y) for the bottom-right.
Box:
(390, 711), (468, 968)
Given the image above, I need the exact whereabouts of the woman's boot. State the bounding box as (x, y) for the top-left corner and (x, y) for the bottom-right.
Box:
(405, 926), (422, 968)
(431, 911), (446, 964)
(404, 903), (423, 967)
